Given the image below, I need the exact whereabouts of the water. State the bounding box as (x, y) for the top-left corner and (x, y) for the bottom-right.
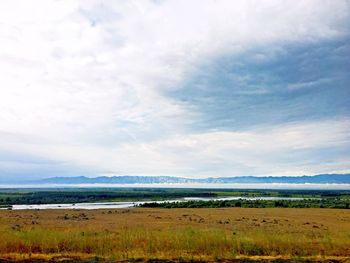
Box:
(9, 196), (313, 210)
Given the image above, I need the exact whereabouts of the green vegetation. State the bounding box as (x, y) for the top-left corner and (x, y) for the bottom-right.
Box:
(139, 198), (350, 209)
(0, 188), (349, 206)
(0, 189), (216, 205)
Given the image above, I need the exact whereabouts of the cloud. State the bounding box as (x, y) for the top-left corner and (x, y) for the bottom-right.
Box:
(170, 38), (350, 130)
(1, 119), (349, 178)
(0, 0), (349, 178)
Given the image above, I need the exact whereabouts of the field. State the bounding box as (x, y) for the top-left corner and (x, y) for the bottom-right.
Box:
(0, 208), (350, 262)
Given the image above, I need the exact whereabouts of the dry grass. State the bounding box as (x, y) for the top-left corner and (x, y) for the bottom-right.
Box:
(0, 208), (349, 262)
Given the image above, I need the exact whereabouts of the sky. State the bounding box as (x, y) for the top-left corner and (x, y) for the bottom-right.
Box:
(0, 0), (349, 180)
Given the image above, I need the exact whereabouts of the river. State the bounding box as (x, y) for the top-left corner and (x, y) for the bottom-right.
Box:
(8, 196), (314, 210)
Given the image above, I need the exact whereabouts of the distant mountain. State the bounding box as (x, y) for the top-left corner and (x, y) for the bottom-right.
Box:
(39, 175), (196, 184)
(36, 174), (350, 184)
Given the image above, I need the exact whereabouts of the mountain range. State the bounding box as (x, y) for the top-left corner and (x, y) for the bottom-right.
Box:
(27, 173), (350, 184)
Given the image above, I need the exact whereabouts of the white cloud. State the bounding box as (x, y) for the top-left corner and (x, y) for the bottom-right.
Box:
(0, 0), (349, 178)
(1, 119), (349, 177)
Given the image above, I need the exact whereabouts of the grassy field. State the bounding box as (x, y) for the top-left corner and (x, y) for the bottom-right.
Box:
(0, 208), (349, 262)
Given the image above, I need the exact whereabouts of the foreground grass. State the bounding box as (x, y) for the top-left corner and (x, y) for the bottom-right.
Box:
(0, 208), (349, 261)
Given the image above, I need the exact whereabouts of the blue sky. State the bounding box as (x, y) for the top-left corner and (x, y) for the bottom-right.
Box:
(0, 0), (349, 180)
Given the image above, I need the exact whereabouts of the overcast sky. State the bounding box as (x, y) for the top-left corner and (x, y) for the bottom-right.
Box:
(0, 0), (349, 179)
